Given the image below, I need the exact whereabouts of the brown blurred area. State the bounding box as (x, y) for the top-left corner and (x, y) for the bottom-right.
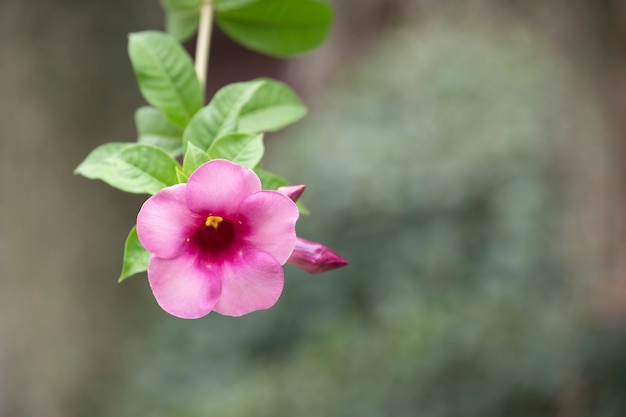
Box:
(2, 0), (626, 416)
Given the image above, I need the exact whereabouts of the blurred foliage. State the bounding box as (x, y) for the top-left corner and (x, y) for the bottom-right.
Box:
(107, 12), (624, 417)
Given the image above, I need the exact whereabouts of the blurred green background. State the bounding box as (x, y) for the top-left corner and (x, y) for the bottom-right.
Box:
(2, 0), (626, 416)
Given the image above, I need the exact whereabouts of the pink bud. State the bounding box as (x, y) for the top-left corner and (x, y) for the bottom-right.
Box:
(287, 237), (349, 274)
(276, 184), (306, 202)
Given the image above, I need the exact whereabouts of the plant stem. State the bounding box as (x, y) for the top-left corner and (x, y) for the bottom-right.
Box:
(195, 0), (214, 93)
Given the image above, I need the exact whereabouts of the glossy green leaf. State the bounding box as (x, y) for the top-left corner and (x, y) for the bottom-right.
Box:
(160, 0), (201, 41)
(215, 0), (333, 56)
(237, 79), (307, 132)
(135, 106), (183, 138)
(75, 143), (179, 194)
(184, 79), (305, 151)
(182, 142), (211, 176)
(255, 168), (288, 189)
(184, 80), (264, 150)
(165, 12), (200, 42)
(119, 226), (151, 282)
(207, 133), (264, 168)
(216, 0), (258, 10)
(255, 168), (310, 214)
(175, 165), (189, 183)
(75, 142), (132, 180)
(135, 106), (184, 156)
(138, 135), (184, 157)
(128, 31), (203, 128)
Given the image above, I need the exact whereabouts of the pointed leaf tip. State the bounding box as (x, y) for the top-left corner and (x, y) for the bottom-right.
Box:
(119, 226), (151, 282)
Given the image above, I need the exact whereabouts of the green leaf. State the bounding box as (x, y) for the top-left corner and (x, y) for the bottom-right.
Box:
(255, 168), (288, 189)
(161, 0), (200, 13)
(75, 143), (180, 194)
(216, 0), (258, 10)
(135, 106), (184, 156)
(184, 80), (265, 150)
(182, 141), (211, 176)
(128, 31), (203, 128)
(119, 226), (151, 282)
(215, 0), (333, 56)
(138, 135), (184, 157)
(160, 0), (201, 41)
(296, 200), (310, 215)
(75, 142), (132, 179)
(184, 79), (305, 151)
(255, 168), (310, 214)
(165, 12), (200, 42)
(176, 165), (189, 183)
(135, 106), (184, 138)
(237, 79), (307, 132)
(207, 133), (264, 168)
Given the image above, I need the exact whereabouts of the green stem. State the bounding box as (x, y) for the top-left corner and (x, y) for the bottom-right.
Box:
(195, 0), (214, 95)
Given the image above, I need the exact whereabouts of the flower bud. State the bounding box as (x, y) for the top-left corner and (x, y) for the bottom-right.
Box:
(277, 184), (306, 202)
(287, 237), (349, 274)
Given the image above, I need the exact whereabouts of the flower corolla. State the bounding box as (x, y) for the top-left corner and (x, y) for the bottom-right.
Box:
(287, 237), (349, 274)
(137, 159), (299, 319)
(275, 185), (349, 274)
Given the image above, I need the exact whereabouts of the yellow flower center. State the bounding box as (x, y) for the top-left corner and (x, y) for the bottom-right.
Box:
(205, 215), (223, 230)
(193, 215), (236, 254)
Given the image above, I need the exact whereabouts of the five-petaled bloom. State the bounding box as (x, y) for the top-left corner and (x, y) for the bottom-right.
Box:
(137, 159), (299, 319)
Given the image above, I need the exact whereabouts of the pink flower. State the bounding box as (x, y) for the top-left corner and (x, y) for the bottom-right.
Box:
(287, 238), (349, 274)
(276, 185), (349, 274)
(136, 159), (299, 319)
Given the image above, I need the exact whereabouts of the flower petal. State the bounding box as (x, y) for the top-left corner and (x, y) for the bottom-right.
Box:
(276, 184), (306, 202)
(148, 251), (222, 319)
(186, 159), (261, 216)
(287, 237), (349, 274)
(212, 250), (284, 317)
(137, 184), (201, 259)
(238, 191), (299, 264)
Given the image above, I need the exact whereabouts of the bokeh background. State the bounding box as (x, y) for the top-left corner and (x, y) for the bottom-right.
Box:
(3, 0), (626, 416)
